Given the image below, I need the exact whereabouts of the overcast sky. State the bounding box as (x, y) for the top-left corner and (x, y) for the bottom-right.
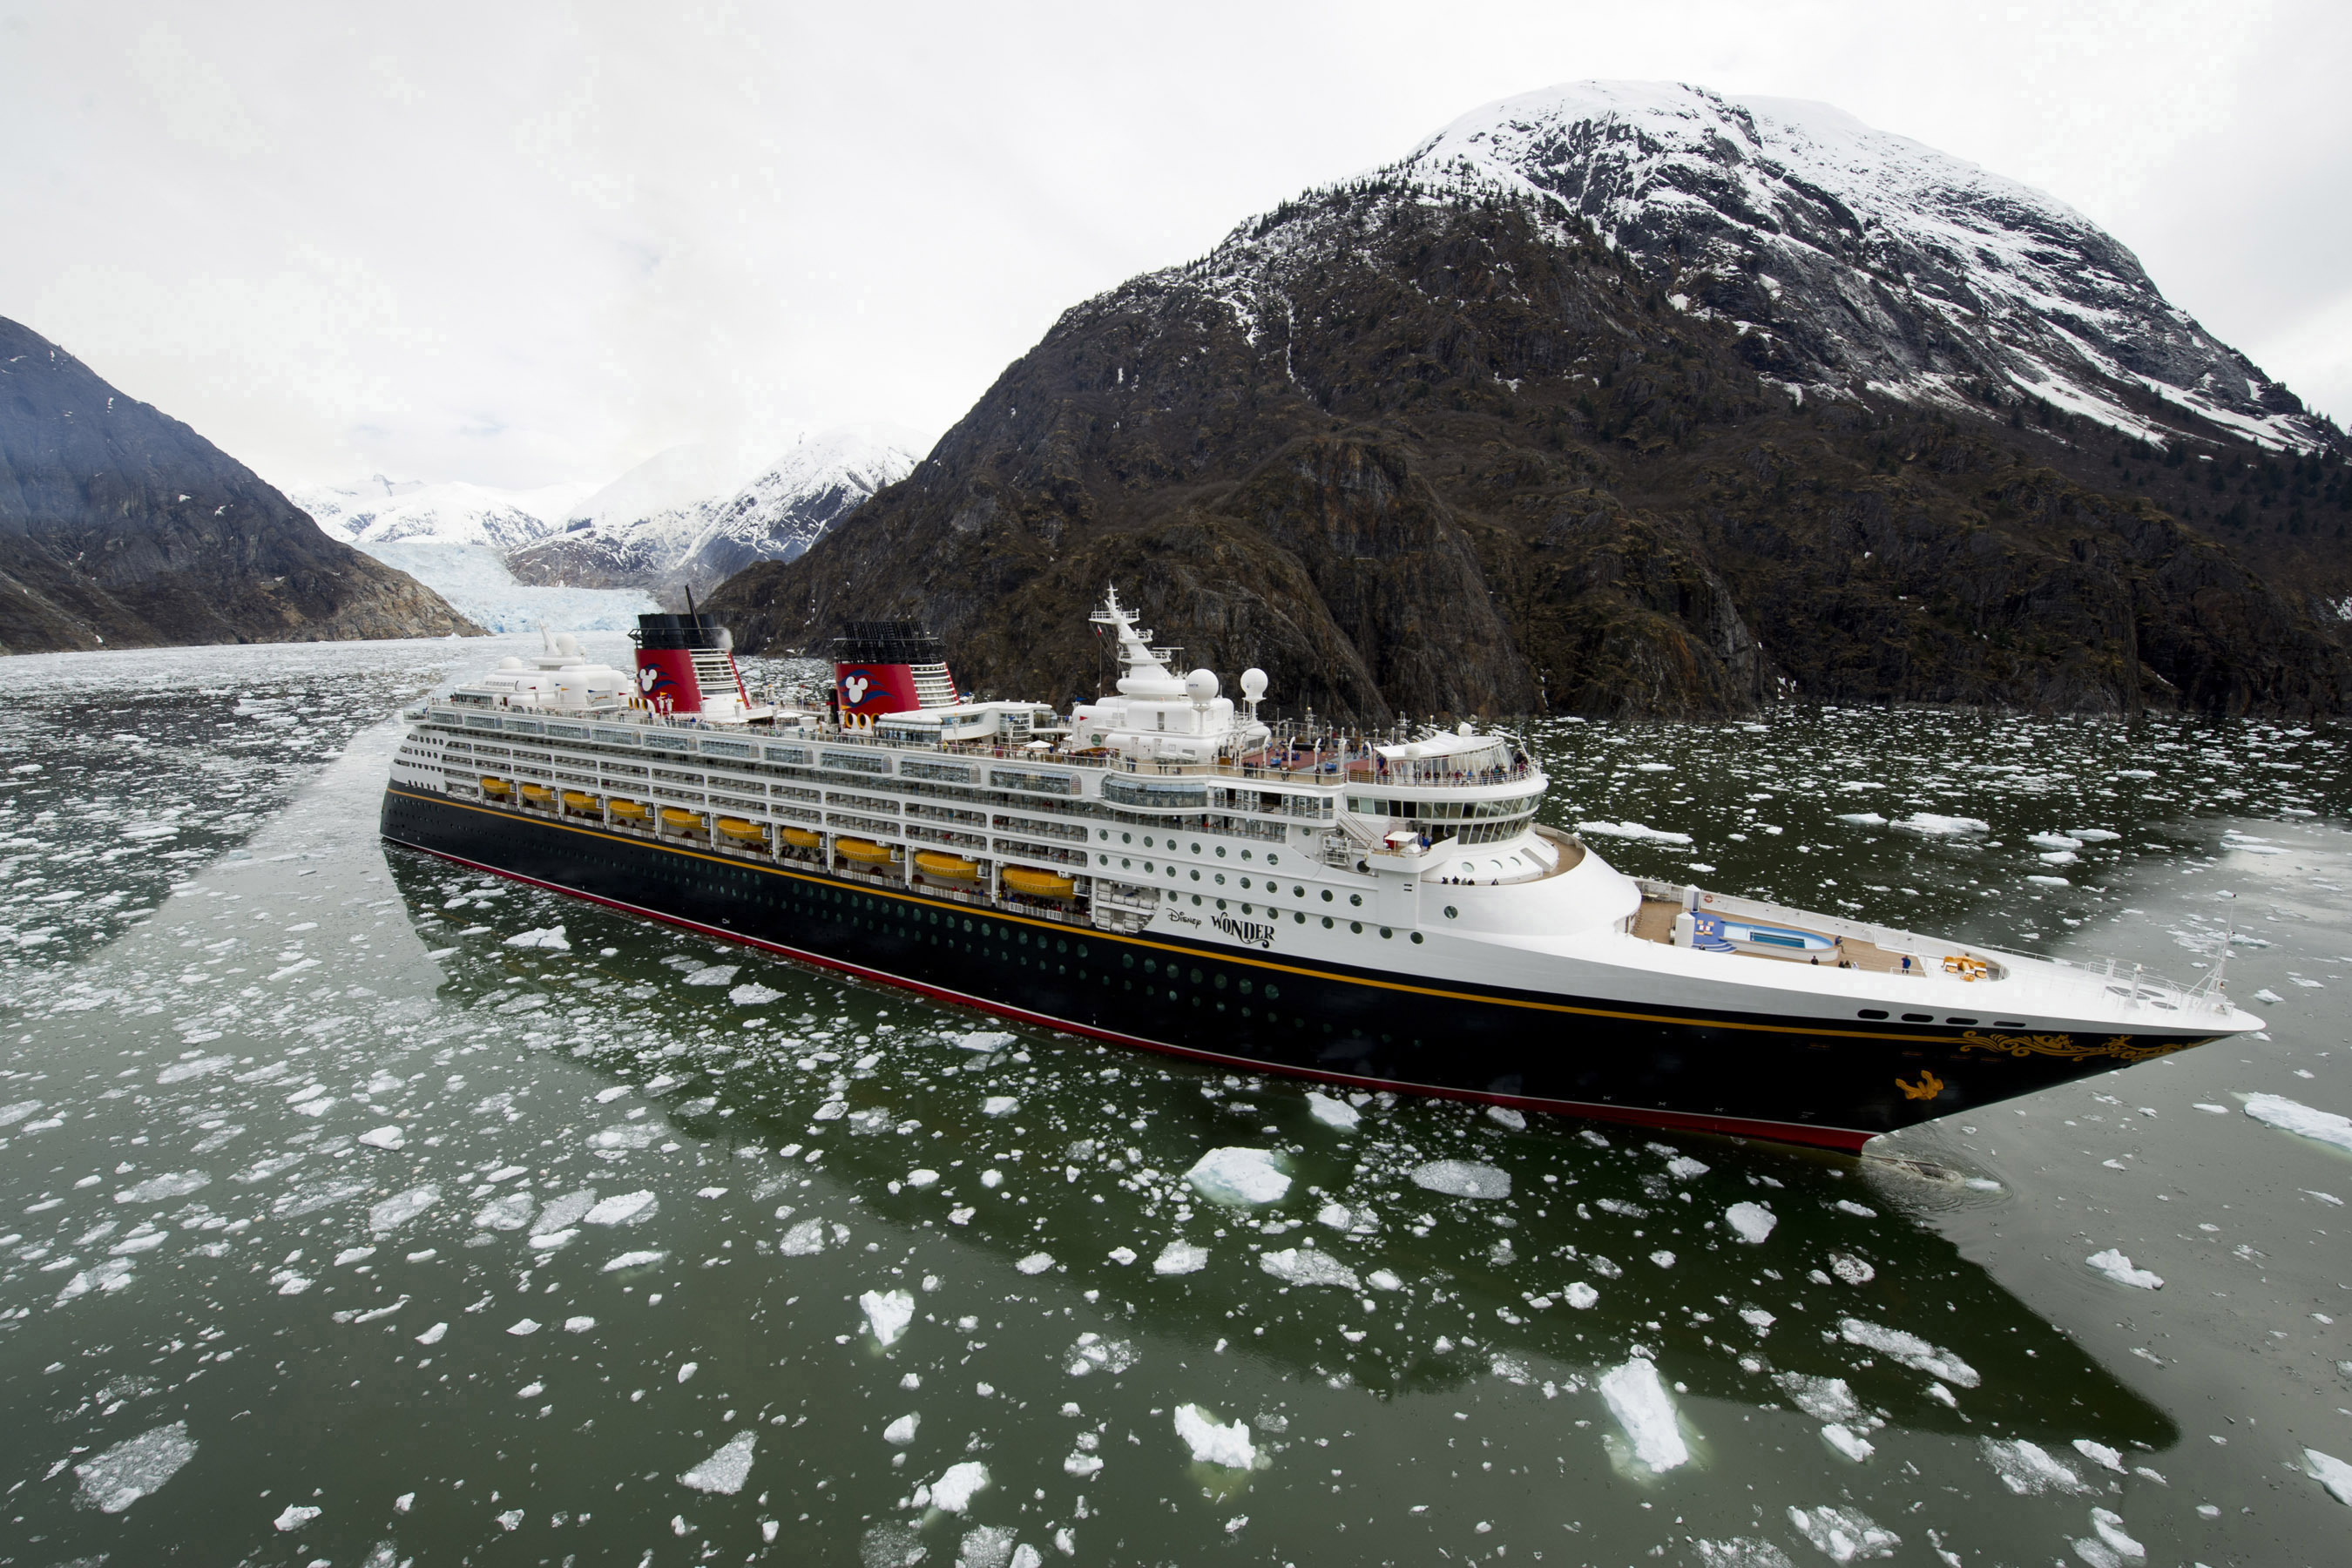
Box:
(4, 0), (2345, 492)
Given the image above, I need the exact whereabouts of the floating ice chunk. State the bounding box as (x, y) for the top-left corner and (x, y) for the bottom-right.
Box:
(862, 1288), (916, 1347)
(1066, 1332), (1139, 1375)
(727, 983), (782, 1005)
(1305, 1092), (1360, 1130)
(1186, 1147), (1290, 1205)
(811, 1100), (848, 1122)
(1016, 1252), (1056, 1275)
(1107, 1245), (1137, 1265)
(1725, 1201), (1777, 1243)
(275, 1504), (322, 1531)
(1153, 1240), (1209, 1275)
(476, 1192), (535, 1231)
(2029, 833), (2085, 851)
(1063, 1450), (1103, 1477)
(2085, 1249), (2163, 1289)
(585, 1191), (659, 1227)
(1820, 1424), (1876, 1463)
(0, 1099), (44, 1127)
(2024, 874), (2072, 887)
(1362, 1267), (1402, 1293)
(681, 964), (740, 987)
(1173, 1404), (1256, 1469)
(157, 1055), (233, 1085)
(1599, 1356), (1688, 1472)
(1409, 1159), (1510, 1200)
(926, 1459), (990, 1512)
(1835, 813), (1887, 827)
(1650, 1249), (1677, 1268)
(2076, 1506), (2145, 1563)
(504, 926), (570, 950)
(1578, 821), (1693, 845)
(905, 1168), (939, 1188)
(2305, 1448), (2352, 1506)
(679, 1430), (757, 1494)
(2254, 987), (2285, 1004)
(1777, 1374), (1864, 1424)
(1837, 1318), (1979, 1387)
(981, 1096), (1019, 1118)
(2193, 1103), (2229, 1115)
(2038, 850), (2078, 866)
(1486, 1105), (1526, 1132)
(1666, 1156), (1709, 1179)
(534, 1190), (598, 1234)
(1692, 1540), (1798, 1568)
(779, 1220), (826, 1255)
(2244, 1094), (2352, 1153)
(74, 1422), (197, 1513)
(592, 1122), (664, 1150)
(56, 1259), (136, 1303)
(1896, 814), (1988, 835)
(1786, 1504), (1896, 1561)
(1316, 1202), (1351, 1229)
(1832, 1200), (1876, 1218)
(357, 1125), (405, 1151)
(416, 1321), (448, 1344)
(1565, 1281), (1599, 1308)
(1740, 1306), (1775, 1332)
(1828, 1254), (1875, 1285)
(2070, 828), (2120, 841)
(883, 1412), (920, 1445)
(1980, 1437), (2090, 1495)
(953, 1031), (1017, 1053)
(508, 1318), (541, 1335)
(1259, 1248), (1360, 1290)
(564, 1315), (596, 1333)
(115, 1171), (210, 1205)
(600, 1250), (668, 1273)
(2072, 1439), (2126, 1473)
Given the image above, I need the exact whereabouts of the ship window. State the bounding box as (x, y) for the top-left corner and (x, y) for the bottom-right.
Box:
(1263, 983), (1280, 1000)
(1350, 922), (1362, 934)
(1190, 870), (1200, 881)
(1238, 978), (1254, 995)
(1945, 1016), (1977, 1024)
(1380, 927), (1392, 939)
(1901, 1013), (1932, 1023)
(1190, 842), (1201, 854)
(1215, 847), (1226, 858)
(1294, 912), (1305, 923)
(1240, 850), (1252, 861)
(1144, 958), (1158, 974)
(1239, 877), (1251, 889)
(1121, 953), (1133, 969)
(1266, 855), (1279, 866)
(1320, 889), (1332, 902)
(1213, 973), (1227, 990)
(1322, 916), (1334, 929)
(1122, 833), (1132, 844)
(1444, 906), (1458, 919)
(1188, 969), (1202, 984)
(1410, 932), (1423, 943)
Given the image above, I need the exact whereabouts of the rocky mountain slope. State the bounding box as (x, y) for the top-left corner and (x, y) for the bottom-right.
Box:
(0, 319), (481, 653)
(709, 82), (2349, 722)
(510, 429), (916, 603)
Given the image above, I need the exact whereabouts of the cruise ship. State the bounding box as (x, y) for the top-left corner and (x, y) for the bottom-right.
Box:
(380, 591), (2256, 1151)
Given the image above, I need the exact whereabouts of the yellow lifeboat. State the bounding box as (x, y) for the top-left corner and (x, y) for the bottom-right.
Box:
(562, 790), (599, 814)
(835, 837), (894, 864)
(608, 798), (651, 822)
(479, 776), (510, 796)
(716, 817), (768, 843)
(779, 827), (821, 849)
(519, 783), (556, 806)
(915, 851), (980, 879)
(660, 807), (706, 832)
(1002, 866), (1077, 898)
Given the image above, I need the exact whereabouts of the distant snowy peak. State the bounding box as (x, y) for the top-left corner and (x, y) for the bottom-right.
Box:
(292, 474), (598, 552)
(508, 428), (918, 596)
(1228, 80), (2329, 450)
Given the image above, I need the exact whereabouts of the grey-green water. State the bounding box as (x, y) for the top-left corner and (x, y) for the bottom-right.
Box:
(3, 637), (2348, 1568)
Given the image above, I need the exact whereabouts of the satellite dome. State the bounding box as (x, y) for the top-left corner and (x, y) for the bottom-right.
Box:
(1184, 668), (1219, 701)
(498, 657), (525, 671)
(1239, 667), (1269, 701)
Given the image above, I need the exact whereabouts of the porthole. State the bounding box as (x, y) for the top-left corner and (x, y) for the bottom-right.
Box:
(1122, 832), (1132, 844)
(1267, 854), (1280, 867)
(1122, 858), (1132, 869)
(1190, 842), (1201, 855)
(1145, 958), (1159, 975)
(1264, 983), (1280, 1000)
(1215, 847), (1227, 858)
(1321, 916), (1334, 929)
(1292, 886), (1305, 898)
(1098, 829), (1109, 840)
(1294, 911), (1306, 924)
(1214, 873), (1226, 885)
(1239, 978), (1254, 996)
(1320, 889), (1333, 902)
(1188, 968), (1203, 983)
(1901, 1012), (1931, 1023)
(1241, 850), (1253, 862)
(1216, 899), (1227, 910)
(1122, 953), (1135, 969)
(1379, 927), (1391, 938)
(1213, 973), (1227, 990)
(1240, 877), (1252, 889)
(1099, 855), (1109, 865)
(1350, 921), (1362, 934)
(1349, 894), (1362, 907)
(1410, 932), (1423, 944)
(1444, 906), (1458, 919)
(1190, 869), (1200, 881)
(1144, 835), (1154, 848)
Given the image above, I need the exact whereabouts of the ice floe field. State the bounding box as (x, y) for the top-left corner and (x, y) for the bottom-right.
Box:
(1, 640), (2348, 1567)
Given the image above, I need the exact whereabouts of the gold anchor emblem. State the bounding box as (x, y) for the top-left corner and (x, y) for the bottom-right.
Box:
(1896, 1070), (1944, 1101)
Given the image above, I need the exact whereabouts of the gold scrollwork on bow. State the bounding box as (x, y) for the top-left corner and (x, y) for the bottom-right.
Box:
(1956, 1031), (2186, 1064)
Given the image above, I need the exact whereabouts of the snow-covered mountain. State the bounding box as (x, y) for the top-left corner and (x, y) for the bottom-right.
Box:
(290, 474), (598, 551)
(1368, 81), (2329, 450)
(506, 428), (918, 598)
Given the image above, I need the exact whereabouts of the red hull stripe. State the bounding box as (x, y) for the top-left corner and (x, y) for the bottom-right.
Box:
(388, 832), (1880, 1155)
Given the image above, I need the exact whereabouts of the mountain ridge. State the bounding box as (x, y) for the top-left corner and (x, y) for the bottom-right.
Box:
(706, 82), (2349, 721)
(0, 317), (481, 653)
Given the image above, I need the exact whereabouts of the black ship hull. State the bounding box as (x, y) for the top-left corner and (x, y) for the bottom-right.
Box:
(382, 786), (2217, 1152)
